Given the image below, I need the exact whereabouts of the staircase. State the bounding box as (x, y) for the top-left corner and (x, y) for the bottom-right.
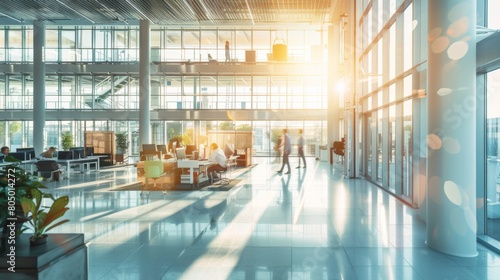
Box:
(85, 76), (132, 109)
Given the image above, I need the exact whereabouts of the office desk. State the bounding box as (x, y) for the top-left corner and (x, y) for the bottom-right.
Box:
(177, 160), (214, 187)
(0, 160), (37, 173)
(57, 157), (100, 179)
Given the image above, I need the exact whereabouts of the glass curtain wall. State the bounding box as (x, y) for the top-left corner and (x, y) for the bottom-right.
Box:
(358, 1), (415, 205)
(486, 69), (500, 241)
(0, 25), (327, 157)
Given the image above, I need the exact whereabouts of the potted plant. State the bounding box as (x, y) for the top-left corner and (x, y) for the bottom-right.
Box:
(115, 132), (129, 163)
(0, 165), (46, 250)
(61, 131), (74, 151)
(20, 187), (70, 246)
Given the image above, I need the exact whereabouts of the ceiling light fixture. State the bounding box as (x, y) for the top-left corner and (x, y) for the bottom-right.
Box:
(124, 0), (155, 24)
(244, 0), (255, 25)
(0, 11), (22, 23)
(56, 0), (96, 24)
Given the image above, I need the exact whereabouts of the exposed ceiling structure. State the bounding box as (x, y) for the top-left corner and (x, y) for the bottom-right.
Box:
(0, 0), (334, 26)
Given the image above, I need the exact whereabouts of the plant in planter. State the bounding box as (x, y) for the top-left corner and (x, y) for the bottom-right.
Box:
(61, 131), (74, 151)
(115, 132), (129, 163)
(20, 187), (70, 246)
(0, 165), (47, 250)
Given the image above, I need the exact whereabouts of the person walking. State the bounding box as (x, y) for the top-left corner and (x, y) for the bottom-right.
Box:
(276, 129), (291, 174)
(296, 129), (306, 168)
(225, 41), (230, 62)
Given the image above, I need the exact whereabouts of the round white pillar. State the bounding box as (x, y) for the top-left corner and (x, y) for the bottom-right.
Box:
(427, 0), (477, 257)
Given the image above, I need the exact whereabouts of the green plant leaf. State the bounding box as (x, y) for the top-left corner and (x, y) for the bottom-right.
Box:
(44, 219), (70, 233)
(31, 188), (43, 211)
(37, 212), (47, 235)
(38, 207), (69, 233)
(38, 196), (69, 231)
(20, 197), (35, 217)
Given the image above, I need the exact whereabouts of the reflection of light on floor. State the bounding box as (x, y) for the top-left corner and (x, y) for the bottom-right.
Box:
(79, 210), (114, 222)
(293, 165), (317, 224)
(97, 181), (142, 192)
(180, 191), (275, 279)
(98, 167), (132, 173)
(57, 180), (114, 189)
(88, 199), (201, 244)
(377, 206), (389, 247)
(104, 199), (197, 221)
(333, 185), (348, 237)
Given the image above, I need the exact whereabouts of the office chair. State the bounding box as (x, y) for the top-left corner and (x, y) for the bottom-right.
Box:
(36, 160), (61, 182)
(333, 141), (345, 164)
(142, 160), (167, 196)
(211, 156), (237, 185)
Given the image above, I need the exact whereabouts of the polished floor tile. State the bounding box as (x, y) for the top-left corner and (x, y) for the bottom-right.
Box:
(38, 158), (500, 279)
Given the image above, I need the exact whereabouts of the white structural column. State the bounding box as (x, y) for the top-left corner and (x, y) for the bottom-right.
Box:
(427, 0), (477, 257)
(33, 20), (46, 155)
(327, 24), (340, 161)
(139, 20), (151, 146)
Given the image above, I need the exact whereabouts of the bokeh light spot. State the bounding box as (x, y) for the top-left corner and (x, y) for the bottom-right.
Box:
(447, 17), (469, 38)
(437, 88), (453, 96)
(448, 3), (470, 22)
(427, 134), (442, 150)
(447, 41), (469, 60)
(443, 137), (461, 154)
(428, 27), (442, 42)
(431, 36), (449, 54)
(444, 180), (462, 206)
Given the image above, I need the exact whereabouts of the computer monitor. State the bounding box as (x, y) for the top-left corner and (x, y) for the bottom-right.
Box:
(142, 144), (156, 152)
(185, 144), (196, 155)
(157, 144), (167, 154)
(16, 148), (36, 160)
(85, 147), (94, 156)
(224, 143), (235, 158)
(175, 147), (187, 160)
(9, 152), (26, 161)
(70, 147), (85, 159)
(57, 151), (73, 160)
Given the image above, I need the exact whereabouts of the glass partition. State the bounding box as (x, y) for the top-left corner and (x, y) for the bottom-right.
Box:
(486, 69), (500, 241)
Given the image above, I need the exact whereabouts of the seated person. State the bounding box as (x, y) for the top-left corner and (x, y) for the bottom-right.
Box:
(1, 146), (9, 156)
(1, 146), (21, 162)
(40, 147), (57, 158)
(208, 53), (216, 62)
(207, 143), (227, 179)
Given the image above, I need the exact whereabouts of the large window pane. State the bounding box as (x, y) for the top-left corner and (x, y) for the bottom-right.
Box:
(487, 68), (500, 241)
(488, 0), (500, 29)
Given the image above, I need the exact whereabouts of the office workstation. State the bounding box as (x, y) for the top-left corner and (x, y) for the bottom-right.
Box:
(137, 142), (246, 191)
(56, 149), (100, 179)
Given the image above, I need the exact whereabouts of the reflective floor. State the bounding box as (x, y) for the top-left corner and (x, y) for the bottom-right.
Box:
(44, 158), (500, 280)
